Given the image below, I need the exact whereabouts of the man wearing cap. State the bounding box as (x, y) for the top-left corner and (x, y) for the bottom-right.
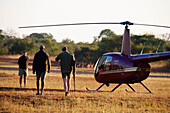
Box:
(56, 47), (75, 96)
(18, 50), (29, 87)
(33, 45), (51, 95)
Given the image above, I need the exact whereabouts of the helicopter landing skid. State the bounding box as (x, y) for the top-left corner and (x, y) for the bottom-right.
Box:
(86, 81), (124, 92)
(125, 82), (152, 93)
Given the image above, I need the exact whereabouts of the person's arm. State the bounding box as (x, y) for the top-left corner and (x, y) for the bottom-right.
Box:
(72, 55), (76, 79)
(47, 54), (51, 73)
(32, 55), (36, 74)
(26, 57), (29, 69)
(27, 57), (29, 62)
(18, 57), (21, 65)
(55, 54), (61, 62)
(72, 60), (76, 79)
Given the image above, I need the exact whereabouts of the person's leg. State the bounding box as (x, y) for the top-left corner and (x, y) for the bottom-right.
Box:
(66, 72), (71, 94)
(40, 72), (46, 95)
(62, 72), (69, 96)
(36, 72), (40, 95)
(63, 78), (68, 92)
(36, 77), (40, 95)
(67, 78), (70, 95)
(24, 70), (27, 87)
(24, 76), (26, 87)
(20, 76), (22, 87)
(18, 68), (23, 87)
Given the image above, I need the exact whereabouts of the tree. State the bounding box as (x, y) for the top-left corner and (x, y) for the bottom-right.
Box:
(8, 39), (34, 54)
(62, 38), (74, 44)
(0, 29), (5, 40)
(74, 46), (98, 64)
(160, 33), (170, 41)
(131, 34), (167, 54)
(99, 29), (116, 38)
(29, 33), (53, 39)
(2, 29), (18, 38)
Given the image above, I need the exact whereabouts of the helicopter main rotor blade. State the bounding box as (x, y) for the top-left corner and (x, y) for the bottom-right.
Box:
(19, 22), (120, 28)
(133, 23), (170, 28)
(19, 21), (170, 29)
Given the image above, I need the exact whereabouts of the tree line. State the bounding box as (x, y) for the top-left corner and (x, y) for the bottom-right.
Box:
(0, 29), (170, 65)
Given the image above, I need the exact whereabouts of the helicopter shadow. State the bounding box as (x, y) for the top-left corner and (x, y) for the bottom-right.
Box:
(125, 89), (153, 94)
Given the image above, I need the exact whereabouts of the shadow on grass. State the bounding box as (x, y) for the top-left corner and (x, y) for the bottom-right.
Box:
(0, 87), (88, 93)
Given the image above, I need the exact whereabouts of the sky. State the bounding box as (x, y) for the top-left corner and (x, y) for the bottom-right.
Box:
(0, 0), (170, 43)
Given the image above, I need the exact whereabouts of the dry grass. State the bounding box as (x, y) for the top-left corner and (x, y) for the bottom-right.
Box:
(0, 55), (170, 112)
(0, 72), (170, 112)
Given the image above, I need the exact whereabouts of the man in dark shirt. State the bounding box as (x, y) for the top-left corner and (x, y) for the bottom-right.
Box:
(18, 50), (29, 87)
(33, 45), (51, 95)
(56, 47), (75, 96)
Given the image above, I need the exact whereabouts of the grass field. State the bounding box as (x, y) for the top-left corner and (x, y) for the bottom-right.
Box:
(0, 55), (170, 112)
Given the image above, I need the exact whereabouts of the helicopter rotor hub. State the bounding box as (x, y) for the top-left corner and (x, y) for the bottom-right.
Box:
(120, 21), (134, 27)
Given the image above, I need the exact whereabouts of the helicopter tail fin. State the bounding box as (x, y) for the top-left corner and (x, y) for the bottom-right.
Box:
(121, 26), (131, 56)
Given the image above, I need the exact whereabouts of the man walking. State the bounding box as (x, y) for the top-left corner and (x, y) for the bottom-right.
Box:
(56, 47), (75, 96)
(33, 45), (51, 95)
(18, 50), (29, 87)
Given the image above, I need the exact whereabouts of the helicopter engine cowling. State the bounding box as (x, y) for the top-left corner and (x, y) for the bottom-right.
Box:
(131, 63), (151, 83)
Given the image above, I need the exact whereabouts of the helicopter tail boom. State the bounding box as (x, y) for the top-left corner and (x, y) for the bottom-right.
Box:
(131, 52), (170, 63)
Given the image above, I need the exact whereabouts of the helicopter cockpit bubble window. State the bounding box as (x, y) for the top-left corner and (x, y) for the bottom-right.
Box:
(105, 56), (112, 66)
(104, 56), (113, 71)
(94, 55), (107, 73)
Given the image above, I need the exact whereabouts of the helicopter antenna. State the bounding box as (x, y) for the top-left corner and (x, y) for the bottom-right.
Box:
(156, 42), (161, 53)
(140, 43), (145, 54)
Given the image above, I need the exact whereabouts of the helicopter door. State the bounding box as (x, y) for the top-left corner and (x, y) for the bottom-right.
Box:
(94, 55), (107, 75)
(94, 55), (113, 76)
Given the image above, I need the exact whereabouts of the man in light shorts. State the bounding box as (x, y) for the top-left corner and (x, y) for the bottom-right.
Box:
(55, 47), (75, 96)
(18, 50), (29, 87)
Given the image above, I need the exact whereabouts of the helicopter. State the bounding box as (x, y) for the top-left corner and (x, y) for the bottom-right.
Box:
(19, 21), (170, 93)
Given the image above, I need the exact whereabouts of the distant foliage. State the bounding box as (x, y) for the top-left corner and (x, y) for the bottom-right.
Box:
(29, 33), (53, 39)
(131, 34), (167, 54)
(0, 29), (169, 64)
